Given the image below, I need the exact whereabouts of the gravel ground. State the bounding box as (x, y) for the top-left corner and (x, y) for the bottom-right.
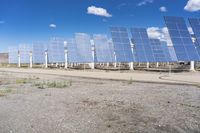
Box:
(0, 72), (200, 133)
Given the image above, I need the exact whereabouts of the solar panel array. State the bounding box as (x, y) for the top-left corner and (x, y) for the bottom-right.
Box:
(75, 33), (93, 63)
(130, 28), (155, 62)
(164, 16), (199, 61)
(188, 18), (200, 56)
(149, 39), (169, 62)
(110, 27), (134, 62)
(32, 42), (45, 64)
(7, 16), (200, 66)
(19, 45), (31, 64)
(8, 46), (18, 64)
(48, 38), (65, 63)
(93, 34), (114, 63)
(66, 38), (82, 63)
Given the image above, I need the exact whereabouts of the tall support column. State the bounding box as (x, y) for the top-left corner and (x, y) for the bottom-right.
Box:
(64, 49), (68, 69)
(18, 51), (21, 68)
(190, 61), (195, 71)
(147, 62), (150, 69)
(90, 45), (95, 69)
(114, 52), (117, 68)
(29, 51), (33, 68)
(130, 62), (134, 70)
(130, 43), (134, 70)
(156, 62), (159, 68)
(45, 51), (48, 68)
(107, 63), (109, 67)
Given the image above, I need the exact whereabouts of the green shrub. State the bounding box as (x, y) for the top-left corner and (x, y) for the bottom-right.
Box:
(0, 88), (12, 96)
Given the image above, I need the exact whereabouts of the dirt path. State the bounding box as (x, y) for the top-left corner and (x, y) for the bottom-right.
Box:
(0, 72), (199, 133)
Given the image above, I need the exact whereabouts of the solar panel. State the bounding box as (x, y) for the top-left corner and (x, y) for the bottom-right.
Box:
(48, 38), (65, 63)
(149, 39), (169, 62)
(188, 18), (200, 56)
(168, 46), (178, 62)
(164, 16), (200, 61)
(110, 27), (134, 62)
(19, 44), (31, 64)
(130, 28), (155, 62)
(75, 33), (93, 63)
(32, 42), (45, 64)
(108, 41), (115, 62)
(93, 34), (114, 63)
(8, 46), (18, 64)
(160, 41), (173, 62)
(66, 38), (82, 63)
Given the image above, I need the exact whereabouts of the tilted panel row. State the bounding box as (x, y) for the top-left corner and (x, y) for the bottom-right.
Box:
(164, 16), (199, 61)
(93, 34), (114, 63)
(110, 27), (134, 62)
(131, 28), (155, 62)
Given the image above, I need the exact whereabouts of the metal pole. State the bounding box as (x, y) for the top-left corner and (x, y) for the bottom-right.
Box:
(45, 51), (48, 68)
(190, 61), (195, 71)
(18, 51), (21, 68)
(29, 51), (33, 68)
(64, 49), (68, 69)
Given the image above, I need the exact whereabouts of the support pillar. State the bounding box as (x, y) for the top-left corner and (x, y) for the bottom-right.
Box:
(91, 45), (95, 70)
(64, 49), (68, 69)
(114, 52), (117, 68)
(190, 61), (195, 71)
(29, 52), (33, 68)
(107, 63), (109, 67)
(130, 62), (134, 70)
(45, 51), (48, 68)
(147, 62), (150, 69)
(156, 62), (159, 68)
(130, 43), (134, 70)
(18, 51), (21, 68)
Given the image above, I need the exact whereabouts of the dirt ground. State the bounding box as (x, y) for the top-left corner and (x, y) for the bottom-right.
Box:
(0, 71), (200, 133)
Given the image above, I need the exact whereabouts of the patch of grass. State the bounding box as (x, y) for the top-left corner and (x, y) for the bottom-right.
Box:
(197, 84), (200, 89)
(47, 80), (72, 88)
(16, 76), (40, 84)
(127, 77), (134, 84)
(0, 88), (12, 96)
(16, 78), (28, 84)
(34, 82), (45, 89)
(107, 124), (112, 128)
(34, 80), (72, 89)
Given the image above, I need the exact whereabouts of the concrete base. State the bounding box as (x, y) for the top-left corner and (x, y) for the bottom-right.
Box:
(156, 62), (159, 68)
(45, 52), (48, 68)
(190, 61), (195, 71)
(147, 62), (150, 69)
(18, 55), (21, 68)
(89, 63), (95, 69)
(30, 54), (33, 68)
(130, 62), (134, 70)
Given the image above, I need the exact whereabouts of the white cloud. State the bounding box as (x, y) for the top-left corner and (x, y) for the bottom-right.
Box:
(49, 24), (56, 28)
(159, 6), (167, 12)
(87, 6), (112, 17)
(184, 0), (200, 12)
(137, 0), (154, 6)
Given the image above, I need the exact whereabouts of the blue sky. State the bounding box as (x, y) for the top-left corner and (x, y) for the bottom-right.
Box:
(0, 0), (200, 52)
